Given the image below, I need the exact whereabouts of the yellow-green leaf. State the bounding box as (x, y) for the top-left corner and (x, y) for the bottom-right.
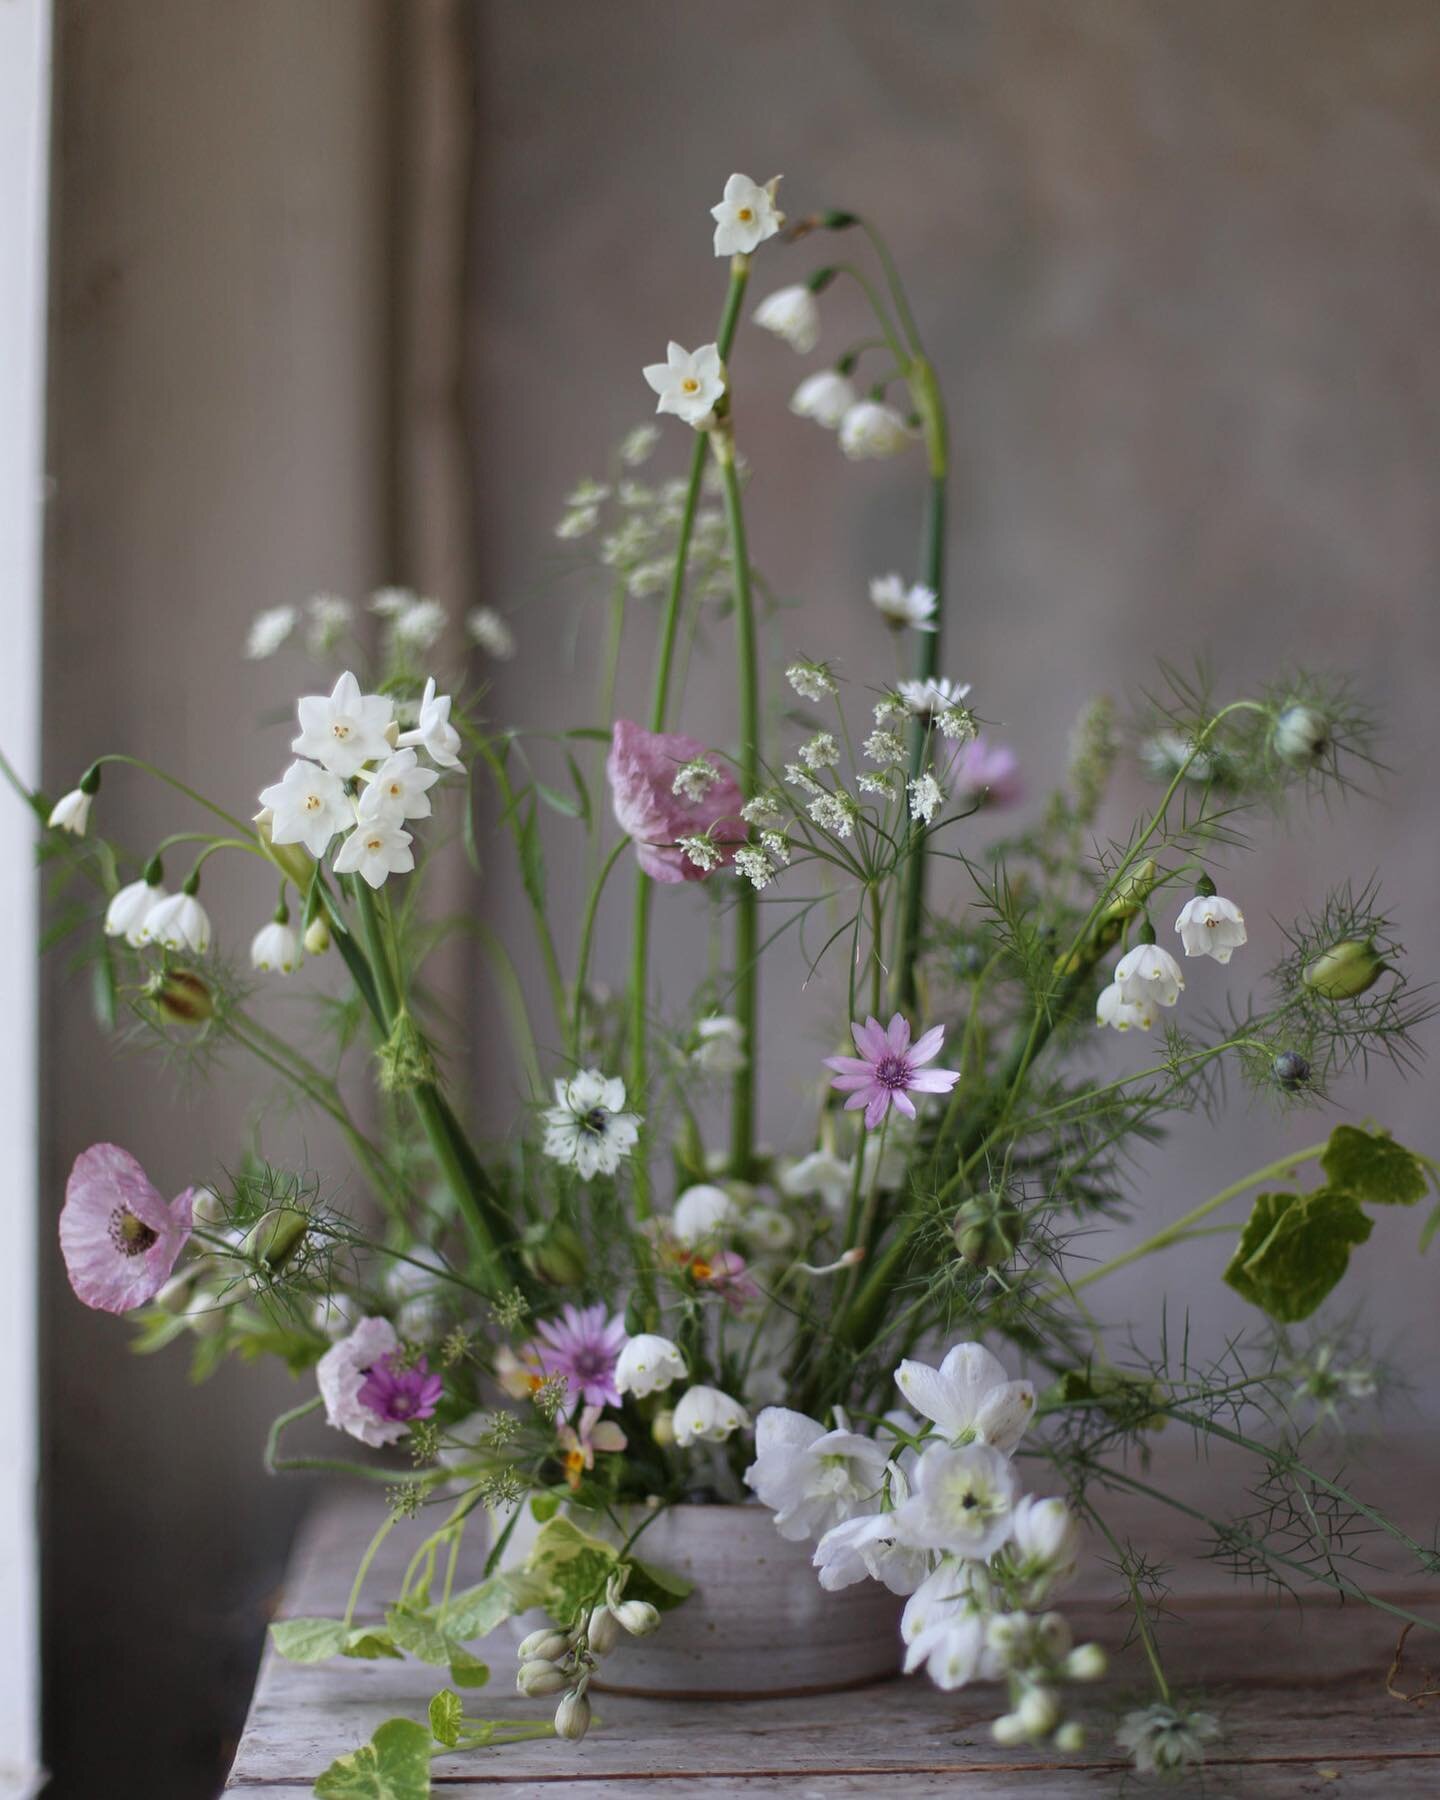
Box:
(313, 1717), (432, 1799)
(1321, 1125), (1427, 1208)
(1225, 1188), (1373, 1323)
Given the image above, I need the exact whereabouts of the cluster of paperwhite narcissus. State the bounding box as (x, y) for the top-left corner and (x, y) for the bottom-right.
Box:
(1095, 889), (1248, 1034)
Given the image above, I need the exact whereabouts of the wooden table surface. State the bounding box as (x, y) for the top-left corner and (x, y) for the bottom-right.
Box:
(227, 1437), (1440, 1796)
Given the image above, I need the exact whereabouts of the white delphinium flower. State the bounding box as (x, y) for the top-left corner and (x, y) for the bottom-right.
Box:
(305, 593), (353, 655)
(541, 1070), (641, 1180)
(147, 888), (212, 955)
(741, 791), (784, 828)
(104, 875), (165, 947)
(790, 369), (857, 429)
(869, 574), (938, 632)
(1293, 1343), (1378, 1419)
(673, 1384), (750, 1446)
(332, 819), (415, 889)
(672, 757), (722, 803)
(692, 1015), (746, 1076)
(396, 676), (463, 769)
(780, 1148), (853, 1214)
(671, 1183), (736, 1245)
(679, 835), (722, 874)
(890, 1442), (1019, 1557)
(809, 791), (858, 838)
(1095, 980), (1156, 1034)
(48, 788), (92, 836)
(1116, 1704), (1221, 1776)
(813, 1461), (930, 1595)
(744, 1405), (889, 1541)
(358, 749), (439, 825)
(799, 731), (839, 771)
(1114, 942), (1185, 1009)
(1003, 1496), (1082, 1603)
(642, 341), (725, 428)
(909, 771), (944, 826)
(620, 422), (660, 465)
(894, 1343), (1036, 1452)
(292, 670), (394, 778)
(1175, 893), (1247, 964)
(555, 504), (599, 540)
(389, 595), (447, 655)
(786, 660), (837, 702)
(839, 399), (909, 459)
(250, 916), (301, 975)
(734, 846), (774, 890)
(710, 172), (783, 256)
(258, 760), (352, 859)
(466, 607), (516, 659)
(898, 676), (971, 721)
(906, 1610), (993, 1691)
(615, 1333), (687, 1399)
(902, 1555), (987, 1650)
(754, 283), (819, 352)
(245, 605), (296, 660)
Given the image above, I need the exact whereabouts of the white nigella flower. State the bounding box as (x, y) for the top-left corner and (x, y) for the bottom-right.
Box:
(620, 422), (660, 466)
(466, 606), (516, 659)
(780, 1148), (853, 1214)
(642, 341), (725, 428)
(1116, 1704), (1222, 1776)
(710, 172), (783, 257)
(1141, 729), (1216, 784)
(541, 1069), (641, 1180)
(671, 1183), (736, 1245)
(1175, 893), (1247, 964)
(615, 1333), (687, 1399)
(673, 1384), (750, 1446)
(909, 772), (944, 826)
(104, 876), (165, 947)
(1004, 1495), (1081, 1599)
(870, 574), (938, 632)
(894, 1343), (1036, 1452)
(890, 1441), (1020, 1557)
(898, 676), (971, 720)
(146, 889), (213, 955)
(1272, 703), (1329, 767)
(1114, 943), (1185, 1009)
(332, 819), (415, 889)
(250, 917), (301, 975)
(357, 749), (440, 825)
(744, 1405), (889, 1541)
(839, 399), (910, 459)
(693, 1014), (747, 1076)
(1095, 980), (1156, 1034)
(396, 676), (463, 769)
(786, 660), (838, 702)
(259, 760), (353, 859)
(48, 788), (92, 836)
(245, 605), (297, 659)
(292, 671), (394, 779)
(791, 369), (857, 429)
(753, 283), (819, 353)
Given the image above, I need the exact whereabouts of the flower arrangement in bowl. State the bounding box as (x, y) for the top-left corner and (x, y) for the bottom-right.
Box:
(17, 169), (1440, 1791)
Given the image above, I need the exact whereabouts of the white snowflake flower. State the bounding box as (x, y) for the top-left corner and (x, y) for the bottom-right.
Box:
(909, 771), (944, 826)
(292, 671), (394, 779)
(245, 605), (297, 660)
(790, 369), (857, 429)
(898, 677), (971, 721)
(710, 172), (783, 257)
(541, 1069), (641, 1180)
(863, 729), (907, 767)
(1095, 980), (1156, 1034)
(1175, 893), (1247, 964)
(734, 846), (774, 889)
(104, 876), (166, 948)
(673, 1384), (750, 1445)
(799, 731), (839, 771)
(1114, 943), (1185, 1009)
(555, 504), (600, 540)
(259, 760), (352, 859)
(753, 283), (819, 353)
(839, 399), (910, 459)
(808, 791), (858, 838)
(47, 788), (92, 836)
(250, 918), (301, 975)
(332, 820), (415, 889)
(620, 423), (660, 466)
(786, 660), (838, 702)
(465, 607), (516, 660)
(869, 575), (937, 632)
(615, 1334), (686, 1399)
(147, 890), (213, 955)
(672, 757), (722, 803)
(642, 341), (725, 428)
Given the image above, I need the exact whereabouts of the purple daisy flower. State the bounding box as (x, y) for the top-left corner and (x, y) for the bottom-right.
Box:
(532, 1302), (628, 1408)
(824, 1013), (960, 1130)
(59, 1143), (196, 1314)
(356, 1351), (444, 1425)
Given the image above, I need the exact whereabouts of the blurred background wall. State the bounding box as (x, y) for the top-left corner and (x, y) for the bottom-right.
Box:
(38, 1), (1440, 1794)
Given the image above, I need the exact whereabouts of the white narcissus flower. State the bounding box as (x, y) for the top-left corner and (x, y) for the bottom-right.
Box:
(1175, 893), (1247, 964)
(889, 1441), (1020, 1557)
(642, 342), (725, 428)
(614, 1333), (687, 1399)
(396, 676), (463, 770)
(146, 890), (212, 955)
(541, 1069), (642, 1180)
(1115, 943), (1185, 1009)
(332, 820), (415, 889)
(710, 172), (783, 257)
(790, 369), (857, 429)
(245, 605), (296, 660)
(258, 760), (353, 858)
(251, 919), (301, 975)
(693, 1014), (747, 1076)
(48, 789), (92, 835)
(673, 1384), (750, 1446)
(104, 877), (165, 947)
(358, 749), (440, 825)
(753, 284), (819, 353)
(316, 1315), (406, 1448)
(743, 1405), (889, 1541)
(869, 574), (938, 632)
(839, 399), (910, 459)
(1095, 980), (1156, 1034)
(894, 1343), (1036, 1452)
(898, 676), (971, 720)
(292, 670), (394, 779)
(671, 1183), (737, 1245)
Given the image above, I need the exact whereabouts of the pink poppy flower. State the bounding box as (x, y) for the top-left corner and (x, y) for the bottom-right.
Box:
(607, 720), (746, 883)
(59, 1144), (196, 1314)
(824, 1013), (961, 1130)
(945, 734), (1023, 810)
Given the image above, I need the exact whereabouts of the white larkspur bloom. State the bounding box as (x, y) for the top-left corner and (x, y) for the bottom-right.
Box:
(898, 676), (971, 720)
(894, 1343), (1036, 1453)
(396, 676), (463, 769)
(890, 1441), (1020, 1557)
(673, 1383), (750, 1446)
(258, 760), (352, 859)
(780, 1149), (853, 1215)
(620, 422), (660, 465)
(870, 574), (938, 632)
(839, 399), (910, 459)
(316, 1315), (406, 1447)
(357, 749), (440, 825)
(466, 606), (516, 659)
(1095, 980), (1156, 1034)
(905, 1611), (993, 1691)
(292, 671), (394, 779)
(104, 877), (165, 947)
(813, 1459), (929, 1595)
(901, 1555), (984, 1647)
(1005, 1495), (1082, 1599)
(671, 1183), (736, 1245)
(744, 1405), (889, 1541)
(1114, 943), (1185, 1009)
(245, 605), (296, 659)
(48, 789), (92, 836)
(693, 1014), (747, 1076)
(791, 369), (857, 429)
(1175, 893), (1247, 964)
(332, 820), (415, 889)
(146, 891), (212, 955)
(541, 1069), (641, 1180)
(615, 1333), (687, 1399)
(1116, 1704), (1222, 1776)
(909, 772), (944, 826)
(710, 172), (783, 257)
(753, 283), (819, 353)
(250, 919), (301, 975)
(642, 341), (725, 428)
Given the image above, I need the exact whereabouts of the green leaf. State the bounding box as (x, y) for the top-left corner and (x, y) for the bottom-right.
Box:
(441, 1575), (521, 1641)
(343, 1627), (402, 1661)
(1321, 1125), (1428, 1208)
(624, 1556), (694, 1614)
(428, 1689), (463, 1749)
(565, 751), (593, 829)
(535, 780), (582, 820)
(523, 1515), (619, 1627)
(1421, 1203), (1440, 1254)
(270, 1616), (349, 1663)
(445, 1642), (490, 1689)
(530, 1491), (562, 1524)
(516, 798), (547, 918)
(1225, 1188), (1374, 1323)
(313, 1717), (433, 1799)
(386, 1605), (451, 1667)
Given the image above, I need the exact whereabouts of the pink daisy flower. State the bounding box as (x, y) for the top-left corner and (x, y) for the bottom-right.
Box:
(357, 1352), (444, 1426)
(531, 1302), (628, 1408)
(946, 734), (1024, 810)
(824, 1013), (960, 1130)
(59, 1143), (196, 1314)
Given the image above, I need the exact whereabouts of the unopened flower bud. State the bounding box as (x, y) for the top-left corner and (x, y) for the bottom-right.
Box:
(1064, 1642), (1107, 1682)
(191, 1186), (227, 1228)
(154, 1265), (202, 1314)
(516, 1659), (569, 1698)
(953, 1191), (1023, 1269)
(1054, 1720), (1086, 1753)
(303, 916), (331, 956)
(149, 968), (214, 1026)
(183, 1287), (226, 1339)
(612, 1599), (661, 1637)
(517, 1628), (571, 1664)
(1101, 859), (1159, 924)
(1016, 1685), (1062, 1738)
(1272, 1050), (1312, 1092)
(253, 810), (315, 891)
(239, 1207), (308, 1272)
(651, 1408), (676, 1448)
(586, 1606), (621, 1656)
(991, 1711), (1029, 1747)
(1302, 938), (1387, 1000)
(521, 1220), (588, 1288)
(553, 1689), (592, 1741)
(1273, 703), (1330, 767)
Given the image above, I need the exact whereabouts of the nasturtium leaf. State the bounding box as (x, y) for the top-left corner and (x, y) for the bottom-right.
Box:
(269, 1616), (348, 1663)
(386, 1605), (451, 1667)
(1224, 1187), (1373, 1323)
(523, 1515), (619, 1626)
(530, 1491), (562, 1524)
(441, 1575), (521, 1641)
(445, 1641), (490, 1689)
(1321, 1125), (1428, 1208)
(343, 1627), (402, 1661)
(1421, 1203), (1440, 1255)
(428, 1689), (463, 1749)
(623, 1556), (694, 1613)
(313, 1716), (433, 1799)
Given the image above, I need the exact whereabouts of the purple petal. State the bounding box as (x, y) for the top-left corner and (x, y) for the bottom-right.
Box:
(909, 1025), (946, 1066)
(891, 1091), (917, 1120)
(884, 1013), (912, 1054)
(907, 1066), (960, 1093)
(852, 1017), (890, 1060)
(824, 1055), (875, 1076)
(863, 1091), (892, 1130)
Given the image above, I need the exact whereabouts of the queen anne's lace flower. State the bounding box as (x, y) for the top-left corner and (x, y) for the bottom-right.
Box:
(786, 661), (837, 702)
(870, 574), (937, 632)
(1175, 893), (1247, 963)
(608, 721), (746, 884)
(541, 1070), (641, 1180)
(863, 730), (907, 767)
(672, 757), (722, 803)
(899, 676), (971, 720)
(466, 607), (516, 659)
(734, 846), (775, 889)
(710, 172), (783, 257)
(909, 772), (944, 826)
(245, 605), (297, 659)
(620, 423), (660, 465)
(741, 791), (784, 828)
(808, 791), (858, 837)
(799, 731), (839, 771)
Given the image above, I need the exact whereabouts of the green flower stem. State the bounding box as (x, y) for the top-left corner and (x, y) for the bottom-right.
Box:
(263, 1396), (395, 1482)
(571, 837), (628, 1059)
(1074, 1490), (1171, 1703)
(85, 753), (259, 837)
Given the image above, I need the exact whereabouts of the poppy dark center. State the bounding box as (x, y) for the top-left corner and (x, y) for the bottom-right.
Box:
(109, 1205), (158, 1258)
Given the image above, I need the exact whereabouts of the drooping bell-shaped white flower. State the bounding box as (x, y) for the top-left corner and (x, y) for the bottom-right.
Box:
(692, 1014), (747, 1076)
(146, 889), (212, 955)
(396, 676), (463, 769)
(894, 1342), (1036, 1453)
(672, 1383), (750, 1446)
(1114, 943), (1185, 1009)
(332, 819), (415, 889)
(1175, 893), (1247, 964)
(358, 749), (440, 825)
(710, 172), (783, 257)
(105, 876), (165, 947)
(1096, 980), (1155, 1033)
(839, 399), (910, 459)
(291, 670), (394, 779)
(671, 1183), (736, 1245)
(258, 759), (352, 859)
(48, 788), (93, 836)
(250, 918), (301, 975)
(790, 369), (857, 429)
(753, 284), (819, 353)
(642, 341), (725, 428)
(614, 1333), (687, 1399)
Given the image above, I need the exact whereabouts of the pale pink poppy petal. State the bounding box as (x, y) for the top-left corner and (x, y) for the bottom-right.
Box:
(59, 1144), (195, 1314)
(607, 720), (747, 885)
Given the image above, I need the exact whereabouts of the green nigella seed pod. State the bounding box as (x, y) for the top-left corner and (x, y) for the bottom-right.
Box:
(1100, 859), (1159, 925)
(521, 1220), (588, 1288)
(150, 968), (213, 1026)
(953, 1191), (1023, 1269)
(239, 1207), (308, 1272)
(1302, 938), (1387, 1000)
